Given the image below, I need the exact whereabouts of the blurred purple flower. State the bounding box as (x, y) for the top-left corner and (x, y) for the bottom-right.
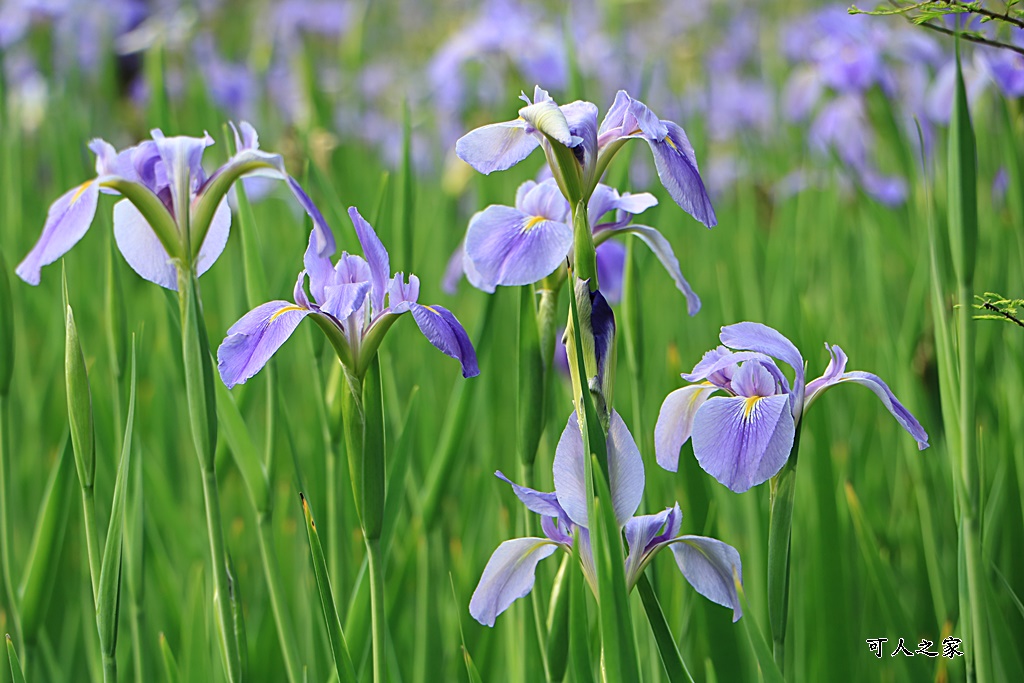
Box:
(980, 29), (1024, 98)
(655, 322), (929, 493)
(469, 410), (742, 627)
(218, 208), (478, 387)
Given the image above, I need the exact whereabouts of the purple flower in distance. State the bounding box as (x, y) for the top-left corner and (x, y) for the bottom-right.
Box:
(455, 86), (715, 227)
(218, 207), (478, 388)
(16, 121), (334, 289)
(458, 178), (701, 314)
(654, 322), (929, 493)
(469, 410), (742, 627)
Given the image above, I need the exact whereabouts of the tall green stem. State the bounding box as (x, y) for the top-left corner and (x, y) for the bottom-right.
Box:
(80, 487), (101, 600)
(0, 395), (21, 652)
(365, 537), (387, 683)
(767, 423), (804, 675)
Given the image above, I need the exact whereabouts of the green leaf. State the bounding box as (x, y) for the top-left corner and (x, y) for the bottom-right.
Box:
(215, 379), (270, 514)
(300, 493), (357, 683)
(18, 432), (74, 639)
(637, 573), (696, 683)
(733, 571), (785, 683)
(569, 530), (595, 683)
(947, 36), (978, 288)
(517, 285), (546, 466)
(158, 633), (181, 683)
(545, 555), (571, 683)
(0, 250), (13, 397)
(63, 265), (95, 490)
(6, 635), (25, 683)
(96, 341), (136, 657)
(382, 387), (419, 555)
(450, 574), (484, 683)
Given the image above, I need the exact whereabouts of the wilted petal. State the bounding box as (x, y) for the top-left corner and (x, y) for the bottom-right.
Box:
(553, 411), (644, 528)
(195, 197), (232, 278)
(654, 384), (719, 472)
(495, 471), (564, 518)
(464, 205), (572, 288)
(669, 535), (743, 622)
(720, 322), (805, 390)
(112, 199), (178, 290)
(16, 180), (100, 285)
(646, 122), (717, 227)
(217, 301), (311, 388)
(456, 118), (539, 174)
(409, 303), (480, 378)
(469, 537), (558, 627)
(599, 224), (700, 316)
(691, 394), (795, 493)
(348, 207), (390, 314)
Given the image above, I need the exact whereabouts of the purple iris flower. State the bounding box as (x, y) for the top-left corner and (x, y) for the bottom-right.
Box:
(217, 207), (478, 388)
(16, 121), (334, 289)
(455, 86), (716, 227)
(459, 178), (701, 314)
(979, 29), (1024, 98)
(469, 410), (742, 627)
(654, 322), (929, 493)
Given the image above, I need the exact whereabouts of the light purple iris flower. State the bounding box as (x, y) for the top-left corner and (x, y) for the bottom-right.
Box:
(469, 411), (742, 627)
(455, 86), (716, 227)
(16, 121), (334, 289)
(458, 178), (701, 314)
(654, 322), (929, 493)
(218, 207), (479, 388)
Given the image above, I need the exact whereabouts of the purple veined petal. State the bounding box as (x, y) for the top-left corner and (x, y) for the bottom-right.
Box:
(89, 138), (134, 180)
(804, 343), (848, 401)
(16, 179), (100, 285)
(614, 192), (658, 217)
(464, 204), (572, 288)
(625, 96), (669, 141)
(588, 184), (621, 223)
(668, 535), (743, 622)
(293, 270), (311, 309)
(553, 410), (645, 528)
(462, 241), (495, 293)
(805, 363), (930, 450)
(684, 346), (737, 384)
(654, 384), (719, 472)
(541, 515), (573, 545)
(469, 537), (558, 627)
(348, 207), (390, 314)
(150, 130), (214, 213)
(595, 240), (625, 304)
(720, 322), (805, 391)
(455, 117), (539, 175)
(560, 100), (599, 167)
(304, 229), (335, 305)
(598, 224), (701, 316)
(321, 281), (372, 321)
(624, 504), (682, 585)
(518, 178), (571, 222)
(495, 471), (564, 518)
(112, 198), (179, 290)
(217, 300), (312, 388)
(731, 360), (778, 398)
(691, 393), (795, 493)
(645, 122), (717, 228)
(514, 180), (539, 208)
(388, 272), (420, 314)
(409, 303), (480, 378)
(195, 197), (231, 278)
(597, 90), (632, 140)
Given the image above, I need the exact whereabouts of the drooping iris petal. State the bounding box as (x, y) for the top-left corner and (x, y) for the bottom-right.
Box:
(455, 118), (539, 174)
(552, 411), (644, 528)
(387, 273), (420, 314)
(495, 471), (564, 518)
(112, 199), (179, 290)
(409, 303), (480, 378)
(720, 322), (805, 390)
(469, 537), (558, 627)
(194, 198), (232, 278)
(654, 384), (719, 472)
(464, 205), (573, 289)
(691, 394), (795, 493)
(669, 535), (743, 622)
(16, 180), (100, 285)
(348, 207), (390, 314)
(804, 343), (848, 401)
(217, 300), (311, 388)
(321, 282), (372, 321)
(646, 121), (717, 228)
(599, 224), (701, 316)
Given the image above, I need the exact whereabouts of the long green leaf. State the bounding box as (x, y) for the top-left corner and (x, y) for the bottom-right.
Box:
(214, 379), (270, 514)
(637, 573), (695, 683)
(6, 635), (25, 683)
(158, 633), (181, 683)
(300, 493), (357, 683)
(569, 530), (595, 683)
(734, 571), (785, 683)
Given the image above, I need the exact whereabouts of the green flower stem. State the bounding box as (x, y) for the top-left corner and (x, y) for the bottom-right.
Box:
(767, 422), (803, 675)
(80, 486), (101, 600)
(0, 395), (21, 653)
(365, 536), (387, 683)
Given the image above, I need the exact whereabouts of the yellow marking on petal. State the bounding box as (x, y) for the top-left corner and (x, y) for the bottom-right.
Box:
(423, 305), (440, 315)
(524, 215), (547, 231)
(270, 305), (305, 322)
(71, 180), (93, 204)
(743, 396), (761, 420)
(664, 136), (678, 151)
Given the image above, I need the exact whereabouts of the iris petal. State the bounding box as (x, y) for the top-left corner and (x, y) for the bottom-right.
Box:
(646, 122), (717, 227)
(464, 205), (572, 289)
(16, 180), (100, 285)
(720, 322), (805, 390)
(669, 535), (743, 622)
(217, 301), (311, 388)
(409, 303), (480, 378)
(348, 207), (391, 315)
(598, 224), (701, 316)
(112, 199), (179, 290)
(455, 118), (538, 174)
(654, 384), (718, 472)
(691, 394), (795, 492)
(469, 537), (558, 627)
